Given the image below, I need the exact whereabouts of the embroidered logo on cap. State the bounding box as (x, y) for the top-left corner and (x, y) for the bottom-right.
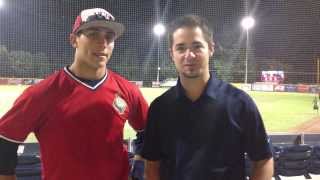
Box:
(80, 8), (115, 23)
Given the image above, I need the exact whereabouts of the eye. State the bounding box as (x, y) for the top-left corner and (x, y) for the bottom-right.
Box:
(192, 44), (204, 51)
(82, 29), (99, 38)
(104, 32), (116, 42)
(175, 46), (186, 53)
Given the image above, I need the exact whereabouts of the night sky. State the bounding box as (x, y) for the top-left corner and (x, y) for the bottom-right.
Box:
(0, 0), (319, 83)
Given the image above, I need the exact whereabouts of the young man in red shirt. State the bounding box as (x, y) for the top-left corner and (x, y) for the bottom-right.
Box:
(0, 8), (148, 180)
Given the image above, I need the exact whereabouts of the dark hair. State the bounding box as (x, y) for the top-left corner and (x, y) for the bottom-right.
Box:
(167, 15), (213, 48)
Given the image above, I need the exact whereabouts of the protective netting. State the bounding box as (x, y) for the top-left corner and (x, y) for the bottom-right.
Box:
(0, 0), (319, 86)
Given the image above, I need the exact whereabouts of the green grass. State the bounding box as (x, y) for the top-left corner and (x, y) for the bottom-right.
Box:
(0, 85), (28, 116)
(249, 91), (316, 132)
(0, 85), (317, 142)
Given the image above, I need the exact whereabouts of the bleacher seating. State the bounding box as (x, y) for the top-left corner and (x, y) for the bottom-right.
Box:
(309, 145), (320, 175)
(304, 134), (320, 146)
(250, 133), (320, 180)
(16, 143), (41, 180)
(16, 134), (320, 180)
(16, 155), (41, 180)
(273, 145), (282, 180)
(277, 145), (312, 179)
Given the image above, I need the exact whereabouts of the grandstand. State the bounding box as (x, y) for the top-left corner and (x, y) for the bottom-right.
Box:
(16, 135), (320, 180)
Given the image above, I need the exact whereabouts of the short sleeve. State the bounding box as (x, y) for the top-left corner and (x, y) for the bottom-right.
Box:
(0, 87), (42, 143)
(141, 99), (162, 161)
(127, 85), (148, 131)
(242, 94), (272, 161)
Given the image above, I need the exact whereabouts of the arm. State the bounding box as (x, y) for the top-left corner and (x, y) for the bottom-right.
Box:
(242, 94), (274, 180)
(145, 160), (160, 180)
(0, 175), (16, 180)
(250, 157), (274, 180)
(0, 139), (18, 180)
(140, 100), (163, 180)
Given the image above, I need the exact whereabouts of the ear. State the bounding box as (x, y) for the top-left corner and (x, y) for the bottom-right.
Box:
(69, 33), (78, 48)
(209, 41), (215, 57)
(168, 48), (174, 62)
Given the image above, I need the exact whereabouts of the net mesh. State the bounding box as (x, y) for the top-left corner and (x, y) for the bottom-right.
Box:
(0, 0), (319, 85)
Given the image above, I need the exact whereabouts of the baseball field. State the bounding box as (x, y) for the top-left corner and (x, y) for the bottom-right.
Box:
(0, 85), (318, 142)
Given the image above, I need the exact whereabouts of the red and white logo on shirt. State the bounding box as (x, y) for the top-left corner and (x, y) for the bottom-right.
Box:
(112, 94), (127, 114)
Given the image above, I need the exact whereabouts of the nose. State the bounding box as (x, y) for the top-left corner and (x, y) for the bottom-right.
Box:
(95, 32), (113, 45)
(96, 38), (109, 45)
(95, 38), (112, 50)
(184, 49), (196, 59)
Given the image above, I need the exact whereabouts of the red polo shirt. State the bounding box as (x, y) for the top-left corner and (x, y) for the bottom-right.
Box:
(0, 68), (148, 180)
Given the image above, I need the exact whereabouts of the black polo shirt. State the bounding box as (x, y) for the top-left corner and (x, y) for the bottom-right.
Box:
(141, 75), (272, 180)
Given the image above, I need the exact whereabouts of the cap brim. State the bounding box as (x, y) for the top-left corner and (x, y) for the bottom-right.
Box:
(76, 20), (125, 39)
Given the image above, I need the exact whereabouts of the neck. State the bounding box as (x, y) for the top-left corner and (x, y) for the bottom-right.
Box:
(69, 61), (106, 80)
(180, 73), (210, 102)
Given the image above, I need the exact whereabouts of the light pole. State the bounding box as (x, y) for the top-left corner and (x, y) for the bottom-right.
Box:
(241, 16), (255, 84)
(153, 23), (165, 84)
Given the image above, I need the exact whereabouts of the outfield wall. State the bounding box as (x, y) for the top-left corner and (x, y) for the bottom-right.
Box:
(241, 83), (319, 94)
(0, 77), (319, 94)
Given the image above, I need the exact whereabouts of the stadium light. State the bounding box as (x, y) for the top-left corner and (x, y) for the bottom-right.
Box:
(153, 23), (165, 84)
(0, 0), (4, 9)
(153, 23), (165, 37)
(241, 16), (255, 30)
(241, 16), (255, 84)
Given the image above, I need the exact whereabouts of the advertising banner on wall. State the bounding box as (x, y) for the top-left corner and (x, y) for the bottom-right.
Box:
(252, 83), (274, 91)
(0, 79), (9, 85)
(7, 79), (22, 85)
(274, 84), (285, 92)
(152, 81), (160, 88)
(296, 84), (310, 93)
(309, 86), (320, 93)
(241, 84), (252, 91)
(285, 84), (297, 92)
(130, 81), (143, 87)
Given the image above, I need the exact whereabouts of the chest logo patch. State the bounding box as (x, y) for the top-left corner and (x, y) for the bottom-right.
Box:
(113, 94), (127, 114)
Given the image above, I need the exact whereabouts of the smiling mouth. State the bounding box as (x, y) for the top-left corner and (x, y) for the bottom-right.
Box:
(184, 64), (196, 67)
(93, 52), (108, 57)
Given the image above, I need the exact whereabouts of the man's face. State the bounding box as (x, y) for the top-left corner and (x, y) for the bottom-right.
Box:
(71, 27), (116, 70)
(170, 26), (214, 79)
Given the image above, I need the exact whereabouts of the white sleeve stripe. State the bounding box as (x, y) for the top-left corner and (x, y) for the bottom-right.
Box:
(0, 134), (24, 144)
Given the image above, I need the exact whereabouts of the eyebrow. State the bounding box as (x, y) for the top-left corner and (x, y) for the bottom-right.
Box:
(174, 43), (185, 47)
(192, 41), (203, 45)
(174, 41), (203, 47)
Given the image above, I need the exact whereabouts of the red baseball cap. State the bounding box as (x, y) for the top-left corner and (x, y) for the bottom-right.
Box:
(72, 8), (125, 39)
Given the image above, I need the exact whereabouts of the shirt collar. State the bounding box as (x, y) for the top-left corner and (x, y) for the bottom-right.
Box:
(175, 73), (219, 101)
(64, 66), (108, 90)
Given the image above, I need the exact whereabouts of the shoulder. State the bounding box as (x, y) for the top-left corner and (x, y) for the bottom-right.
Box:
(150, 87), (177, 109)
(108, 70), (139, 91)
(22, 70), (64, 97)
(211, 79), (257, 116)
(107, 71), (146, 104)
(213, 79), (250, 102)
(11, 70), (65, 112)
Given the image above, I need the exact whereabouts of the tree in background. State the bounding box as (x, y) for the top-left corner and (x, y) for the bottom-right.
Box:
(0, 45), (9, 77)
(0, 45), (51, 78)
